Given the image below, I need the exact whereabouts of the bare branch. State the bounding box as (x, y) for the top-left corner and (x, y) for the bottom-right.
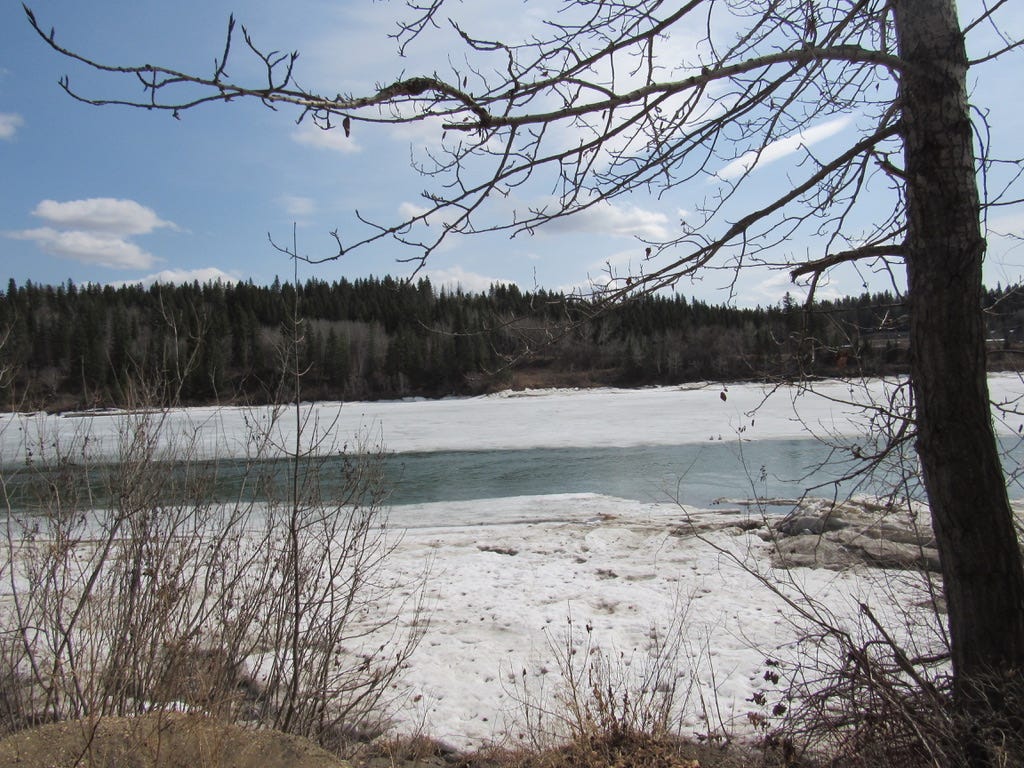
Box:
(444, 45), (904, 132)
(791, 243), (908, 281)
(599, 123), (901, 300)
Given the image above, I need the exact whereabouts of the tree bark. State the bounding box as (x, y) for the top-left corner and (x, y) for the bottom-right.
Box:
(894, 0), (1024, 722)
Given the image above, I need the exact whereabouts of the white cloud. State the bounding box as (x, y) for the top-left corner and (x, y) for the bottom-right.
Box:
(282, 195), (318, 218)
(398, 201), (430, 220)
(715, 116), (853, 180)
(292, 123), (361, 154)
(752, 269), (843, 305)
(423, 265), (514, 293)
(541, 200), (674, 240)
(397, 201), (465, 232)
(31, 198), (175, 235)
(8, 228), (158, 269)
(7, 198), (176, 270)
(0, 113), (23, 140)
(110, 267), (240, 288)
(389, 116), (447, 149)
(753, 271), (802, 304)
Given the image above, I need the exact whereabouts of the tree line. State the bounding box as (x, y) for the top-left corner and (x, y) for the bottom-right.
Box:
(2, 276), (1022, 411)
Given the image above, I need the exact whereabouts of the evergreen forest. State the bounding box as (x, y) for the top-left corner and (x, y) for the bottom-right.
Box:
(2, 276), (1023, 411)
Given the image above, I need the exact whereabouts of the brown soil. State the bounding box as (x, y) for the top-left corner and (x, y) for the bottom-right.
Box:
(0, 713), (350, 768)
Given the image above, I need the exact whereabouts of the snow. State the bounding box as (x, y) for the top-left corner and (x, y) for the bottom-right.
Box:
(3, 374), (1022, 461)
(1, 375), (1019, 751)
(383, 495), (939, 749)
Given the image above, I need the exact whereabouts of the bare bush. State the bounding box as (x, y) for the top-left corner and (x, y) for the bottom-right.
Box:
(683, 481), (1024, 766)
(0, 388), (424, 749)
(771, 597), (1024, 768)
(501, 603), (709, 765)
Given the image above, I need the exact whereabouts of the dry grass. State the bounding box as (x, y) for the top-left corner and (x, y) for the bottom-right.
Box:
(452, 609), (802, 768)
(479, 732), (744, 768)
(0, 711), (349, 768)
(350, 734), (757, 768)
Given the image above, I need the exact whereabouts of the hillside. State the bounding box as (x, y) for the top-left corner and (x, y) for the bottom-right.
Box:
(2, 277), (1023, 411)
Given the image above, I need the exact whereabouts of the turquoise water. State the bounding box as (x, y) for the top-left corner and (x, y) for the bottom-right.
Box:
(5, 436), (1022, 514)
(384, 439), (865, 507)
(309, 436), (1021, 507)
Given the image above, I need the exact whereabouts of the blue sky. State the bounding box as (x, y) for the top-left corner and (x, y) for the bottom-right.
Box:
(2, 1), (1022, 304)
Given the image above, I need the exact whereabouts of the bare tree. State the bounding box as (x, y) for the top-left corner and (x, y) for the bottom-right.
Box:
(24, 0), (1024, 758)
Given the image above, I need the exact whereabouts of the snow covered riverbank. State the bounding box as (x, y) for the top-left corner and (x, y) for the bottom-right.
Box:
(378, 494), (948, 749)
(1, 375), (1020, 751)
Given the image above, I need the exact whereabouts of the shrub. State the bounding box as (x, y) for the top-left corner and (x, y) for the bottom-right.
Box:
(0, 393), (424, 750)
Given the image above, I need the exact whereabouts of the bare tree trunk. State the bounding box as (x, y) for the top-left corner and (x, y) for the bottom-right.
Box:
(895, 0), (1024, 725)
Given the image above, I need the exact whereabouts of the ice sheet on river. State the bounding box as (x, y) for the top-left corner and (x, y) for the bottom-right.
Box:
(3, 374), (1023, 462)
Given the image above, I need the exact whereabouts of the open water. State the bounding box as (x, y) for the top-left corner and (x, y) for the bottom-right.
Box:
(6, 436), (1022, 516)
(385, 438), (880, 507)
